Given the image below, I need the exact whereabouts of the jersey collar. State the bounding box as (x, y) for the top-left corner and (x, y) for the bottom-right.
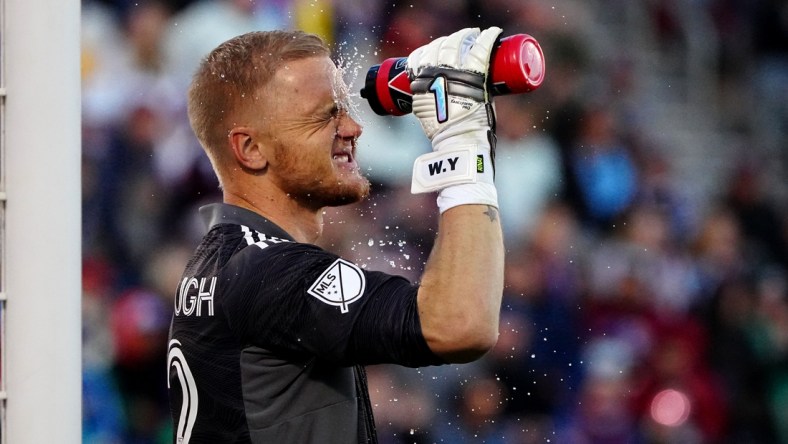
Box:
(199, 203), (295, 242)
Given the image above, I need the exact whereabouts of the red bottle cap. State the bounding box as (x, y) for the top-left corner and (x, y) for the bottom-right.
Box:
(490, 34), (545, 93)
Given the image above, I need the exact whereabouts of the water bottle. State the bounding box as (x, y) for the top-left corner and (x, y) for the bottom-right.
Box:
(359, 34), (546, 116)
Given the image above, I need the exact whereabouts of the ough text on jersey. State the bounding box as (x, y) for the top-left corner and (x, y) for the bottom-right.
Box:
(175, 276), (217, 317)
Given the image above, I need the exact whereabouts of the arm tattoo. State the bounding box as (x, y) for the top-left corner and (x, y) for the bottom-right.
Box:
(483, 206), (498, 222)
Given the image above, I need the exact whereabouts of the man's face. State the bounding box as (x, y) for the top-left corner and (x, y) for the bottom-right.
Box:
(259, 56), (370, 209)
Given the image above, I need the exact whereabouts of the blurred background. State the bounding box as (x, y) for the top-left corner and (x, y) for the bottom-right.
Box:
(80, 0), (787, 443)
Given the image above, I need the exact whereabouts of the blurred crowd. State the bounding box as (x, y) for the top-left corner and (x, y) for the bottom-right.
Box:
(80, 0), (788, 443)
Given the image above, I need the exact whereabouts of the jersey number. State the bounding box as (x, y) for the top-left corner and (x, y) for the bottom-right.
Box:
(168, 339), (199, 443)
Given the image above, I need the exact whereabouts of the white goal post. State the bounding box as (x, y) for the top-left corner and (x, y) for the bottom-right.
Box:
(3, 0), (82, 443)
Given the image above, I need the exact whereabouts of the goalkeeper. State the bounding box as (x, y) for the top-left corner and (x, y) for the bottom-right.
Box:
(167, 27), (506, 443)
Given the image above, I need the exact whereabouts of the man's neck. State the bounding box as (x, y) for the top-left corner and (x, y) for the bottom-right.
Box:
(223, 189), (323, 244)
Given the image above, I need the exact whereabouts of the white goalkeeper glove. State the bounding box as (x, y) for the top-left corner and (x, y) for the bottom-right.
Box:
(407, 26), (503, 213)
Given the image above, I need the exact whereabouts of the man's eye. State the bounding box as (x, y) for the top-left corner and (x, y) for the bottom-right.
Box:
(313, 106), (344, 126)
(336, 107), (351, 119)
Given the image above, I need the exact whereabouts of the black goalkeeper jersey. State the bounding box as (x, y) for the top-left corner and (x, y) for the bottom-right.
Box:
(167, 203), (443, 443)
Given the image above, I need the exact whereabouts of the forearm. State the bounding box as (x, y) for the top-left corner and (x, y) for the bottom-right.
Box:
(405, 26), (507, 362)
(417, 203), (504, 362)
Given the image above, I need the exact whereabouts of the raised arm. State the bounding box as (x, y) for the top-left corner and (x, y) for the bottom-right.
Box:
(418, 204), (504, 362)
(404, 27), (507, 362)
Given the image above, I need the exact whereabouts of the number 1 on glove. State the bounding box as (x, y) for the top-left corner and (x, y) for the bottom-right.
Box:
(428, 76), (449, 123)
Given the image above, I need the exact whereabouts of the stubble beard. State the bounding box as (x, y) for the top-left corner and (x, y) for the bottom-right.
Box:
(274, 146), (371, 209)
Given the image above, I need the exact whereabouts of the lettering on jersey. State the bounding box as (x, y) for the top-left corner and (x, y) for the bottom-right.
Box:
(175, 276), (216, 317)
(307, 259), (366, 313)
(241, 225), (290, 250)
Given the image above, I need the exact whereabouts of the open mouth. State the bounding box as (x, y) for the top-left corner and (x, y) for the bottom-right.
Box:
(331, 148), (358, 170)
(332, 152), (352, 163)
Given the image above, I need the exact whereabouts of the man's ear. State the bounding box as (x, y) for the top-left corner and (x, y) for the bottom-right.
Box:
(228, 127), (268, 170)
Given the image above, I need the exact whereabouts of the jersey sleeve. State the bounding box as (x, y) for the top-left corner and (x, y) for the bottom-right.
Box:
(221, 242), (444, 368)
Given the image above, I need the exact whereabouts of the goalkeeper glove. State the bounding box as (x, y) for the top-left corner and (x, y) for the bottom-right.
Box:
(407, 26), (503, 213)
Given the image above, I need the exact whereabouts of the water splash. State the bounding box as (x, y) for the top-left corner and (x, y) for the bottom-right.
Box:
(333, 44), (364, 119)
(334, 40), (378, 126)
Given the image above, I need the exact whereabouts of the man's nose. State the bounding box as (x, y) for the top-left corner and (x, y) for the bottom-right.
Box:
(336, 113), (362, 140)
